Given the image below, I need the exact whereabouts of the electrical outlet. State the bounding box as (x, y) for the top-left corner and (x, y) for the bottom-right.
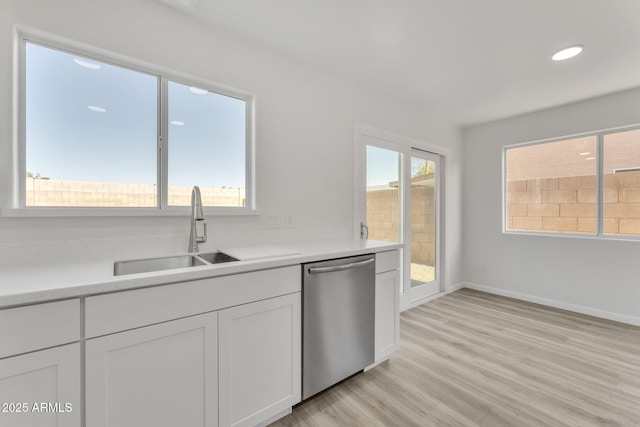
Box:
(265, 215), (281, 229)
(285, 215), (294, 228)
(479, 263), (487, 273)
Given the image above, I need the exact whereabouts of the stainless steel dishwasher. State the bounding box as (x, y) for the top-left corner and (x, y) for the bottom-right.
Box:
(302, 253), (375, 400)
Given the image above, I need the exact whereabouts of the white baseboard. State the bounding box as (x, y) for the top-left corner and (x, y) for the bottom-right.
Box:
(446, 282), (466, 293)
(462, 282), (640, 327)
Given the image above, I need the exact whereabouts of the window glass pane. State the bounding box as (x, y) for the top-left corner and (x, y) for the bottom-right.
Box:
(603, 129), (640, 236)
(25, 43), (157, 207)
(366, 146), (401, 243)
(506, 136), (597, 234)
(167, 81), (246, 207)
(410, 157), (436, 287)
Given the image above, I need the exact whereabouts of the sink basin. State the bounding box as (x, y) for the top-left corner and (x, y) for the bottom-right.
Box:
(197, 252), (239, 264)
(114, 252), (239, 276)
(114, 255), (207, 276)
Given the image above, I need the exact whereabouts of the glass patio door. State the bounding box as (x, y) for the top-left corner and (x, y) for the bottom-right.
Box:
(361, 136), (441, 309)
(405, 149), (440, 305)
(365, 145), (402, 245)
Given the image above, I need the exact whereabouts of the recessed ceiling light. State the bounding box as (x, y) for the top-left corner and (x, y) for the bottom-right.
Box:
(585, 157), (596, 160)
(189, 87), (208, 95)
(74, 58), (101, 70)
(88, 106), (106, 113)
(552, 45), (583, 61)
(579, 152), (591, 156)
(170, 120), (185, 126)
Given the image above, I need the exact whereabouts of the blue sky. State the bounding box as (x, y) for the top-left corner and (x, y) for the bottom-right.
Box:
(26, 42), (246, 188)
(367, 145), (399, 187)
(367, 146), (431, 187)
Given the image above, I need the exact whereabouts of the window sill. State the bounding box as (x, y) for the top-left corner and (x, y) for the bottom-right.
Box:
(0, 207), (260, 218)
(503, 229), (640, 242)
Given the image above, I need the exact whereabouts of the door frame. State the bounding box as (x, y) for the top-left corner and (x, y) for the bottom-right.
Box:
(353, 123), (449, 311)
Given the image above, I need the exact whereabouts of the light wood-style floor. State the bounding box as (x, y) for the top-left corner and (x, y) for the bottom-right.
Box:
(271, 289), (640, 426)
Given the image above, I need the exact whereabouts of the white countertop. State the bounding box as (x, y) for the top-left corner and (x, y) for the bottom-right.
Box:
(0, 239), (402, 308)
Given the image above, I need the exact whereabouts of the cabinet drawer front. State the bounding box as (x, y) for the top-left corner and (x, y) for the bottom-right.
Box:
(0, 299), (80, 359)
(85, 266), (301, 338)
(376, 250), (400, 274)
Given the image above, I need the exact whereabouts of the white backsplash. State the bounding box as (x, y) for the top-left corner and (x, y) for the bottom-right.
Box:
(0, 225), (350, 270)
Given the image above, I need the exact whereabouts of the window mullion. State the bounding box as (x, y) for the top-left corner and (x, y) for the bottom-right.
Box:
(597, 134), (604, 236)
(159, 77), (169, 209)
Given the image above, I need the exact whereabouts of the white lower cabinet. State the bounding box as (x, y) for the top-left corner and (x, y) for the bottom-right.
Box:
(85, 312), (218, 427)
(373, 250), (401, 364)
(84, 291), (301, 427)
(2, 263), (313, 426)
(218, 293), (301, 427)
(0, 343), (81, 427)
(374, 268), (401, 362)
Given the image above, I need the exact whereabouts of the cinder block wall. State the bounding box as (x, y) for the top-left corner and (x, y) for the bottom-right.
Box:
(506, 172), (640, 235)
(25, 179), (246, 207)
(366, 186), (436, 263)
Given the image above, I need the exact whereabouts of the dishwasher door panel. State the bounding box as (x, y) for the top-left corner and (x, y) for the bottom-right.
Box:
(302, 254), (375, 400)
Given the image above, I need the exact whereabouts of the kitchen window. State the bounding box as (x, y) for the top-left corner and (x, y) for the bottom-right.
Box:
(19, 35), (253, 213)
(504, 126), (640, 238)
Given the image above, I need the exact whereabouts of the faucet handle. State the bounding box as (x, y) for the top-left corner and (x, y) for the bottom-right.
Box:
(196, 221), (207, 243)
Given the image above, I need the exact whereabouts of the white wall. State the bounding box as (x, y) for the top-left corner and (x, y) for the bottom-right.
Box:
(0, 0), (463, 286)
(463, 87), (640, 324)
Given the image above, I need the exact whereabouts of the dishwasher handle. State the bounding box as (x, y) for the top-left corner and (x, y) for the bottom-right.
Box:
(307, 257), (374, 274)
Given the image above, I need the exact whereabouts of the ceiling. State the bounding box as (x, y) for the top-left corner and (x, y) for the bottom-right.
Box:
(171, 0), (640, 126)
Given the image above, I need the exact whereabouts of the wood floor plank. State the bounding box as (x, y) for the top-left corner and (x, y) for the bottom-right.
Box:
(270, 289), (640, 426)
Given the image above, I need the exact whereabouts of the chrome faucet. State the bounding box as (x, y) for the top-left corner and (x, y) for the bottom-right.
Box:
(188, 186), (207, 253)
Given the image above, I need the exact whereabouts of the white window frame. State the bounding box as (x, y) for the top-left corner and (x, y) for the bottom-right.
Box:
(4, 28), (256, 217)
(353, 123), (449, 310)
(502, 123), (640, 240)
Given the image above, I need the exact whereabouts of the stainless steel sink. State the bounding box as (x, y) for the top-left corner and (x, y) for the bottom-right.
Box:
(114, 252), (239, 276)
(197, 252), (239, 264)
(114, 255), (207, 276)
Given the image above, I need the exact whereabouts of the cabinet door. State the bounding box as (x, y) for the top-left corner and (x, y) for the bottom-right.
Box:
(219, 293), (301, 427)
(375, 269), (401, 362)
(86, 312), (218, 427)
(0, 343), (80, 427)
